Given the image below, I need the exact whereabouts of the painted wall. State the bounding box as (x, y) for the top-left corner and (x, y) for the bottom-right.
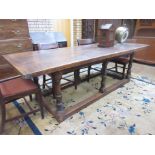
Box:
(27, 19), (82, 47)
(54, 19), (71, 47)
(28, 19), (55, 32)
(73, 19), (82, 46)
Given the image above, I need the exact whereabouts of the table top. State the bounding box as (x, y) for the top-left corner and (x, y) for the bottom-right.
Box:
(3, 43), (148, 77)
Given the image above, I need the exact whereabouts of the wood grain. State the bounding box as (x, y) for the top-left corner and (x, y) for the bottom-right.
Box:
(3, 43), (148, 77)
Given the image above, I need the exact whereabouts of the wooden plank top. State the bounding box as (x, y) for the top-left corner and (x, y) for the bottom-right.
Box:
(3, 43), (148, 77)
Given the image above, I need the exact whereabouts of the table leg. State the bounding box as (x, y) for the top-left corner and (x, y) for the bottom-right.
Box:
(126, 52), (134, 79)
(99, 61), (108, 93)
(52, 72), (64, 111)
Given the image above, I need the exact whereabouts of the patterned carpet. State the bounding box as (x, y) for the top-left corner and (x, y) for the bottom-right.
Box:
(1, 67), (155, 135)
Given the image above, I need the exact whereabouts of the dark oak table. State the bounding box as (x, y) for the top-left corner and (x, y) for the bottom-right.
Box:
(3, 43), (148, 122)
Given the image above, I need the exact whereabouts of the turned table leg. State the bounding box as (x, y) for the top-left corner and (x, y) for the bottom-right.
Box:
(126, 52), (134, 79)
(52, 72), (64, 112)
(99, 61), (108, 93)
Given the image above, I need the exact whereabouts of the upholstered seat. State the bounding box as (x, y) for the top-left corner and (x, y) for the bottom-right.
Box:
(0, 77), (44, 134)
(0, 78), (37, 98)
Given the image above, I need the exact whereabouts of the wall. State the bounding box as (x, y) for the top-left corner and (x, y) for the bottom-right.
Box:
(54, 19), (71, 47)
(73, 19), (82, 46)
(27, 19), (82, 47)
(28, 19), (71, 47)
(28, 19), (55, 32)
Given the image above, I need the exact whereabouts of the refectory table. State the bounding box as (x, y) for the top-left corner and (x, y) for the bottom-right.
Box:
(3, 43), (148, 122)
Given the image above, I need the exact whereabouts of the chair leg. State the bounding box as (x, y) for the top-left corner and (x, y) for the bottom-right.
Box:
(33, 77), (39, 87)
(43, 75), (46, 89)
(0, 103), (6, 134)
(122, 64), (126, 79)
(36, 92), (44, 119)
(87, 66), (91, 82)
(29, 95), (33, 101)
(33, 77), (39, 101)
(74, 69), (80, 90)
(115, 62), (118, 72)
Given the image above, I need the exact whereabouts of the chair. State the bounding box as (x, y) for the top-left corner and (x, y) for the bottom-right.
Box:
(108, 56), (130, 79)
(33, 42), (59, 51)
(77, 39), (130, 79)
(0, 64), (19, 82)
(0, 64), (33, 101)
(0, 76), (44, 134)
(77, 39), (96, 81)
(36, 43), (59, 89)
(77, 38), (94, 46)
(34, 42), (78, 90)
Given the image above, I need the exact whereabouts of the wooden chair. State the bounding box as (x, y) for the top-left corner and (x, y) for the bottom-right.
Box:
(108, 56), (130, 79)
(34, 42), (78, 90)
(77, 39), (130, 79)
(0, 64), (33, 101)
(0, 76), (44, 134)
(77, 38), (94, 46)
(34, 43), (59, 89)
(77, 39), (96, 81)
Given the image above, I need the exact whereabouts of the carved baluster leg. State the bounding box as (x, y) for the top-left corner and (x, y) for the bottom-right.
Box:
(126, 52), (134, 79)
(99, 61), (108, 93)
(52, 72), (64, 111)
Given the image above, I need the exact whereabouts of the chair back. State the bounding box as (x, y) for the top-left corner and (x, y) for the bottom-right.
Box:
(77, 38), (94, 46)
(37, 42), (59, 50)
(0, 75), (21, 99)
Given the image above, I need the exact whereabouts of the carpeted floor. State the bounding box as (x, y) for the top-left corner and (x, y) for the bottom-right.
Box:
(1, 63), (155, 135)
